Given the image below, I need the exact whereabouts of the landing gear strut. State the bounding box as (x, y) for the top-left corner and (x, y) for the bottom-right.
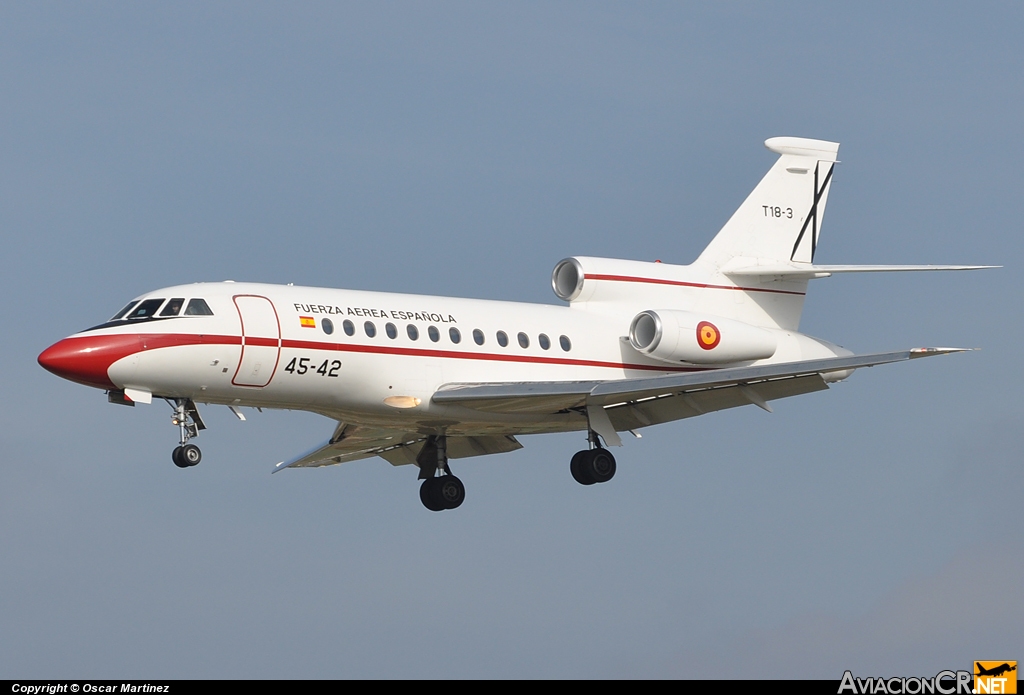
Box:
(570, 430), (617, 485)
(168, 398), (206, 468)
(416, 434), (465, 511)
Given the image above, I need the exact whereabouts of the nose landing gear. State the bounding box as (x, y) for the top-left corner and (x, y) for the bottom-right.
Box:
(168, 398), (206, 468)
(172, 443), (202, 468)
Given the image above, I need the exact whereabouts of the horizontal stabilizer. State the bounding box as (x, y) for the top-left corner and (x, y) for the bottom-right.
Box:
(721, 259), (997, 279)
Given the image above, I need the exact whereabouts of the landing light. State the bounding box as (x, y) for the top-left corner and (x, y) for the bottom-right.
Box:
(384, 396), (421, 409)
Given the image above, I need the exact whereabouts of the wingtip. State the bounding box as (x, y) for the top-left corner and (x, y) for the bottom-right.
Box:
(909, 347), (973, 358)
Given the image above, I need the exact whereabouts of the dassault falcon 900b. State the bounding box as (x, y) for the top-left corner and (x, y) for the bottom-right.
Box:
(38, 137), (992, 511)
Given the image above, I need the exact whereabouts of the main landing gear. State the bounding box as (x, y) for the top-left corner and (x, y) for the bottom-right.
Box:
(168, 398), (206, 469)
(417, 434), (465, 512)
(570, 431), (617, 486)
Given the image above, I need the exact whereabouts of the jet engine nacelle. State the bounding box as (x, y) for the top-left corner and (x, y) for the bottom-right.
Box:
(628, 310), (777, 365)
(551, 256), (693, 305)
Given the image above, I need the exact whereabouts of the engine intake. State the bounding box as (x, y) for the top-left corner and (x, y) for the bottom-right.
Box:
(551, 258), (585, 302)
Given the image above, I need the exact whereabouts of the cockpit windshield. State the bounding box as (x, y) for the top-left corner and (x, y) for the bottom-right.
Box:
(160, 298), (185, 316)
(126, 298), (166, 319)
(101, 296), (214, 328)
(184, 298), (214, 316)
(110, 301), (140, 321)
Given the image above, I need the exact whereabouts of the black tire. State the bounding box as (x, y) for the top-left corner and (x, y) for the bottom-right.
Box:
(437, 475), (465, 510)
(420, 478), (445, 512)
(181, 444), (202, 467)
(570, 450), (595, 485)
(586, 449), (616, 483)
(172, 446), (189, 468)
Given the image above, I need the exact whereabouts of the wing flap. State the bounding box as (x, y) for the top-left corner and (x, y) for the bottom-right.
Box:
(606, 373), (829, 430)
(434, 349), (968, 417)
(431, 382), (592, 414)
(377, 434), (523, 466)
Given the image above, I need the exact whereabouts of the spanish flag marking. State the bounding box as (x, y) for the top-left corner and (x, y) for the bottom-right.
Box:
(300, 316), (316, 328)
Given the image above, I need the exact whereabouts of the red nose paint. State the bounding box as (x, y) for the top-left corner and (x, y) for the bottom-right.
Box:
(38, 335), (143, 390)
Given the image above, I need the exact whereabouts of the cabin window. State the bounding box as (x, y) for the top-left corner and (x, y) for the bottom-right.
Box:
(160, 298), (185, 317)
(560, 335), (571, 351)
(517, 332), (529, 349)
(473, 328), (484, 345)
(343, 320), (355, 336)
(385, 323), (398, 339)
(496, 331), (508, 347)
(184, 298), (214, 316)
(322, 318), (334, 335)
(538, 333), (550, 350)
(127, 298), (165, 319)
(407, 324), (419, 341)
(364, 321), (377, 338)
(449, 327), (461, 344)
(110, 301), (139, 321)
(428, 326), (440, 342)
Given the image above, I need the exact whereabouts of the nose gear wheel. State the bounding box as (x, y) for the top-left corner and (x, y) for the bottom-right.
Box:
(166, 398), (206, 469)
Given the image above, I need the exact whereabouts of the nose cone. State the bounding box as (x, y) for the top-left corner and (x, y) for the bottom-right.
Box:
(38, 334), (142, 390)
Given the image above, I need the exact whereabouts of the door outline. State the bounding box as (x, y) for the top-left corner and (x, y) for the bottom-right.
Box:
(232, 294), (282, 387)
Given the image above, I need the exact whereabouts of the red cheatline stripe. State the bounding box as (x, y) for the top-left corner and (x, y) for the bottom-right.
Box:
(585, 273), (806, 296)
(109, 332), (708, 373)
(244, 336), (280, 347)
(283, 338), (705, 372)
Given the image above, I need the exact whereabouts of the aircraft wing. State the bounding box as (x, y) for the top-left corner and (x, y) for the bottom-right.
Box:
(274, 423), (522, 471)
(432, 348), (968, 439)
(273, 423), (425, 471)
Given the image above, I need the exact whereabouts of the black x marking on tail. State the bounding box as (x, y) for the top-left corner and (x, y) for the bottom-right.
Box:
(790, 162), (835, 262)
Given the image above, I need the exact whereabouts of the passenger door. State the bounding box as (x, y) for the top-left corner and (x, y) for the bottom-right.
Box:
(232, 295), (281, 387)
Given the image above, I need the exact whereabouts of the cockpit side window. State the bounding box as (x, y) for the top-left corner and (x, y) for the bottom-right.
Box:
(184, 298), (214, 316)
(160, 298), (185, 316)
(110, 301), (140, 321)
(127, 298), (166, 319)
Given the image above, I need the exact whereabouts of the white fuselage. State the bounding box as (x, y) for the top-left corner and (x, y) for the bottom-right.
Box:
(59, 280), (845, 437)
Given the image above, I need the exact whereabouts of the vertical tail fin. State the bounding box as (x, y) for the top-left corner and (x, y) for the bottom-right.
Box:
(697, 137), (840, 270)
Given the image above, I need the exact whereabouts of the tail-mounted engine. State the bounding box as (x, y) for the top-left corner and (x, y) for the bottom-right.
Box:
(628, 310), (777, 365)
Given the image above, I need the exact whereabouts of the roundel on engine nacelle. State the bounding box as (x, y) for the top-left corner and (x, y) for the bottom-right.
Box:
(696, 321), (720, 350)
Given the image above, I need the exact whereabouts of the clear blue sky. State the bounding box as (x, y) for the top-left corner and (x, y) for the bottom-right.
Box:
(1, 2), (1020, 678)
